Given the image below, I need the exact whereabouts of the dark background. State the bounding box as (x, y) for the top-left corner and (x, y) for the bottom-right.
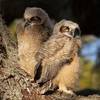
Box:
(0, 0), (100, 36)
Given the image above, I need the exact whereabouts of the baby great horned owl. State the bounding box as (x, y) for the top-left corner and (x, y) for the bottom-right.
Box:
(17, 7), (53, 78)
(35, 19), (81, 95)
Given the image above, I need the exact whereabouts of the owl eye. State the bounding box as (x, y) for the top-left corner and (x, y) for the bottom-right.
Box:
(24, 19), (31, 28)
(30, 16), (41, 23)
(60, 26), (70, 33)
(74, 28), (81, 37)
(65, 26), (70, 32)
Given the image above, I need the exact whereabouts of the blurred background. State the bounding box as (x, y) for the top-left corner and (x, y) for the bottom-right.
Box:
(0, 0), (100, 90)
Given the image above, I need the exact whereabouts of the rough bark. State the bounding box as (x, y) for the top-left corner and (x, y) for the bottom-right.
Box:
(0, 16), (100, 100)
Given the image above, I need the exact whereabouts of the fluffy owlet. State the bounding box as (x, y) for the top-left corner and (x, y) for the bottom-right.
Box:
(35, 19), (81, 95)
(17, 7), (53, 79)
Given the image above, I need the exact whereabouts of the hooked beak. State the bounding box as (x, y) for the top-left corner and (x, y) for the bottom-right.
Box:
(63, 32), (74, 38)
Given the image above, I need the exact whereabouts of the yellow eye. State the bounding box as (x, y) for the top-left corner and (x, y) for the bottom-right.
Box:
(60, 26), (70, 33)
(65, 26), (70, 32)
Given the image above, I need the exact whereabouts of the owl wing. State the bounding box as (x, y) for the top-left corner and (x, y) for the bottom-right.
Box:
(35, 39), (74, 83)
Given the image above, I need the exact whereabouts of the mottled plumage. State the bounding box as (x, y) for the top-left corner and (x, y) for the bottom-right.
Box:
(35, 19), (81, 94)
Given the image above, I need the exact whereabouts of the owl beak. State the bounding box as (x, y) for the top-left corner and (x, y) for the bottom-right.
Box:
(63, 32), (74, 38)
(30, 22), (36, 26)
